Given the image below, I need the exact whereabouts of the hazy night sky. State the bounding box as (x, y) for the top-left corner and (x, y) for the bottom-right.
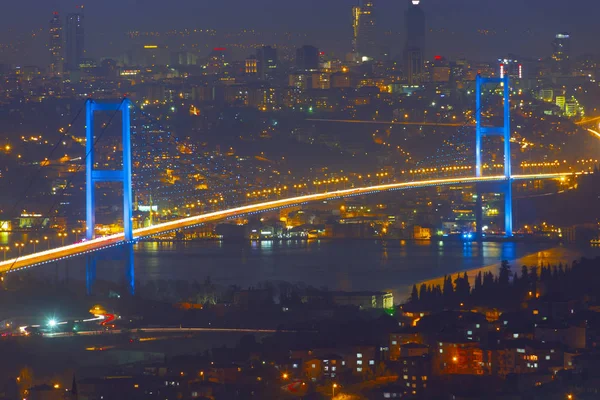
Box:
(1, 0), (599, 64)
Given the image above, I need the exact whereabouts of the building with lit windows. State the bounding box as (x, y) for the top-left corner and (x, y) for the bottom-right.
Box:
(395, 354), (431, 397)
(404, 0), (426, 83)
(552, 32), (571, 75)
(245, 56), (258, 75)
(434, 340), (491, 375)
(498, 56), (523, 80)
(257, 46), (278, 80)
(48, 12), (63, 76)
(356, 0), (377, 61)
(65, 11), (85, 72)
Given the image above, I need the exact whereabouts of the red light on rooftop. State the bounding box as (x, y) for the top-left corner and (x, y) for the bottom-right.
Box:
(53, 11), (59, 15)
(319, 52), (325, 56)
(213, 47), (227, 52)
(434, 55), (442, 61)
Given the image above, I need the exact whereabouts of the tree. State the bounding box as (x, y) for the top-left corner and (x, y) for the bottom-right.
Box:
(455, 273), (470, 304)
(474, 271), (483, 292)
(499, 260), (511, 287)
(443, 275), (454, 304)
(410, 285), (419, 304)
(419, 284), (428, 307)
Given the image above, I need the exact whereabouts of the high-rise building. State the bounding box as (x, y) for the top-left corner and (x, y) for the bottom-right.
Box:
(357, 0), (377, 61)
(498, 56), (523, 80)
(257, 46), (278, 80)
(245, 56), (258, 75)
(296, 45), (319, 72)
(405, 48), (423, 85)
(552, 32), (571, 75)
(49, 12), (63, 76)
(404, 0), (426, 84)
(65, 11), (85, 72)
(352, 5), (361, 55)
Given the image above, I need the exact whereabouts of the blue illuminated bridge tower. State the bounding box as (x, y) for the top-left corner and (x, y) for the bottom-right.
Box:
(475, 75), (513, 239)
(85, 99), (134, 294)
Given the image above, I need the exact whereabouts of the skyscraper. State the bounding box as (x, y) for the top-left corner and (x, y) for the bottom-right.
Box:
(404, 0), (426, 84)
(257, 46), (278, 80)
(357, 0), (377, 61)
(65, 11), (85, 72)
(552, 32), (571, 75)
(49, 12), (63, 76)
(296, 45), (319, 72)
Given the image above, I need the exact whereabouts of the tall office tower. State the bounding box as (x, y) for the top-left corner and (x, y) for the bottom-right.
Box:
(296, 45), (319, 72)
(404, 0), (426, 84)
(49, 12), (63, 76)
(552, 32), (571, 75)
(352, 5), (361, 54)
(257, 46), (278, 80)
(405, 48), (423, 85)
(357, 0), (377, 61)
(65, 11), (85, 72)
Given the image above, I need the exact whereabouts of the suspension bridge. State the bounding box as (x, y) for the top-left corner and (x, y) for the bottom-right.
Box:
(0, 76), (586, 292)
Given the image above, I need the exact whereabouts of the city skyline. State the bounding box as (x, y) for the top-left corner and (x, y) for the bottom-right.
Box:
(1, 0), (599, 66)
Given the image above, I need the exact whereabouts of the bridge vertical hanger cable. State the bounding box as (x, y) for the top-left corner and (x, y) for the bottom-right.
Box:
(4, 98), (126, 274)
(4, 105), (85, 227)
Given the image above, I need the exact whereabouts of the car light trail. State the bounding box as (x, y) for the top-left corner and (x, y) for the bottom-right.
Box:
(0, 173), (578, 273)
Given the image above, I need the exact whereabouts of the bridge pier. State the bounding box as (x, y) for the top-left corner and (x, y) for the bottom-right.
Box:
(125, 242), (135, 296)
(86, 254), (96, 296)
(475, 187), (483, 240)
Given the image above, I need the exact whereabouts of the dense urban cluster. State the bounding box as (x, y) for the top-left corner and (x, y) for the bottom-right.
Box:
(1, 1), (600, 399)
(3, 257), (600, 399)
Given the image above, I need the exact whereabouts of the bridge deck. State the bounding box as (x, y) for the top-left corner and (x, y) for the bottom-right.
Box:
(0, 173), (576, 273)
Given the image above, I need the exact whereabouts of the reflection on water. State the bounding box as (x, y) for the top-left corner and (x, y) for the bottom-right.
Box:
(18, 239), (600, 303)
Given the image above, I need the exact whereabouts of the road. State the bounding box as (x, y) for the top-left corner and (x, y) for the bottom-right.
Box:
(43, 326), (291, 338)
(0, 173), (576, 273)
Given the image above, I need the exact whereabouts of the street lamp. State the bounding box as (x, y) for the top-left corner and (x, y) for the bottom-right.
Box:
(44, 236), (49, 249)
(2, 246), (9, 261)
(332, 383), (338, 398)
(72, 229), (81, 242)
(29, 239), (39, 253)
(58, 232), (67, 247)
(15, 243), (24, 256)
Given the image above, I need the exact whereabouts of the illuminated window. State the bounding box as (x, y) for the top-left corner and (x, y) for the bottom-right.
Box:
(546, 356), (550, 360)
(467, 330), (473, 335)
(332, 367), (336, 371)
(403, 375), (408, 380)
(312, 364), (316, 369)
(392, 341), (397, 345)
(476, 324), (480, 328)
(357, 360), (363, 365)
(369, 360), (375, 365)
(439, 349), (443, 353)
(357, 353), (363, 358)
(357, 367), (362, 372)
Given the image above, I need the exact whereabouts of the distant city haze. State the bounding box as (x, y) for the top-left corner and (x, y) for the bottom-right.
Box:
(1, 0), (598, 65)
